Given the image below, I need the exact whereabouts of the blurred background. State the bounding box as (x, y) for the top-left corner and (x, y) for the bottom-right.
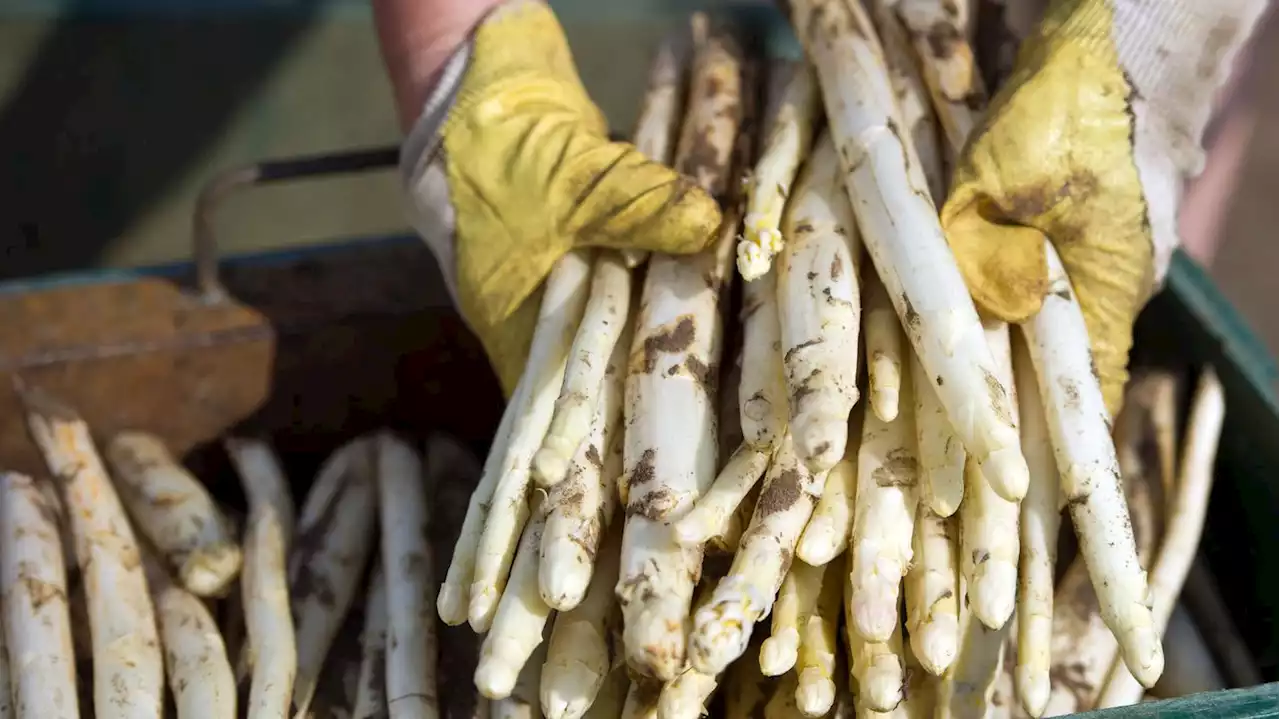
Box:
(0, 0), (1274, 354)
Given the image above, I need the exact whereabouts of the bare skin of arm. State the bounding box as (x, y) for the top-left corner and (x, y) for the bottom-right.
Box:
(372, 0), (505, 130)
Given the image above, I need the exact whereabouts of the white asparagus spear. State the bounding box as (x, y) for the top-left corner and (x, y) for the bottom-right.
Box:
(795, 560), (842, 717)
(864, 0), (947, 201)
(905, 504), (959, 676)
(105, 431), (242, 598)
(540, 325), (627, 610)
(376, 433), (439, 719)
(1042, 402), (1165, 717)
(672, 443), (770, 548)
(960, 321), (1020, 630)
(533, 29), (689, 486)
(534, 256), (631, 489)
(1011, 332), (1060, 717)
(582, 665), (629, 719)
(796, 411), (860, 566)
(440, 373), (527, 626)
(912, 356), (965, 518)
(739, 268), (789, 452)
(844, 573), (905, 714)
(779, 131), (864, 473)
(760, 559), (824, 677)
(794, 0), (1028, 502)
(472, 251), (594, 629)
(1095, 369), (1225, 709)
(540, 524), (622, 719)
(0, 471), (78, 719)
(892, 0), (988, 156)
(620, 677), (661, 719)
(475, 498), (552, 700)
(225, 437), (297, 719)
(142, 547), (236, 719)
(849, 363), (919, 643)
(618, 20), (743, 680)
(290, 439), (379, 718)
(689, 433), (824, 675)
(1021, 241), (1163, 687)
(492, 632), (549, 719)
(739, 61), (820, 280)
(20, 386), (164, 719)
(862, 269), (904, 424)
(619, 30), (690, 270)
(353, 565), (389, 719)
(657, 665), (719, 719)
(935, 581), (1009, 719)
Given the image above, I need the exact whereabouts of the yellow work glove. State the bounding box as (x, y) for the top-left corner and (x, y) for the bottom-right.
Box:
(400, 0), (721, 396)
(940, 0), (1265, 415)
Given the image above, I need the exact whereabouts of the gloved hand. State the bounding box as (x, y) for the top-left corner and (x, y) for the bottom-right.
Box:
(940, 0), (1266, 416)
(397, 0), (722, 396)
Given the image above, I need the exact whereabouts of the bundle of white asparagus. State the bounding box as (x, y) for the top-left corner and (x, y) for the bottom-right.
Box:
(0, 6), (1240, 719)
(435, 6), (1236, 719)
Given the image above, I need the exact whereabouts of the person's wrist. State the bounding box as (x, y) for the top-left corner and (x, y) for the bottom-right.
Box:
(373, 0), (508, 130)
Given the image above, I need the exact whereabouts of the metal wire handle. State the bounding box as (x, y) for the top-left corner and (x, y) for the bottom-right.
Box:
(192, 145), (401, 301)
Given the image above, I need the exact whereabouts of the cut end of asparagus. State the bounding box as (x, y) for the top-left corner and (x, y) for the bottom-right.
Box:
(794, 416), (848, 475)
(977, 444), (1030, 502)
(1119, 621), (1166, 689)
(179, 542), (244, 597)
(969, 559), (1017, 630)
(475, 658), (521, 701)
(623, 598), (691, 681)
(468, 588), (500, 633)
(795, 516), (842, 567)
(759, 630), (800, 676)
(532, 445), (574, 490)
(1015, 664), (1051, 718)
(796, 668), (836, 717)
(538, 540), (591, 611)
(437, 583), (469, 626)
(737, 223), (784, 281)
(910, 615), (958, 676)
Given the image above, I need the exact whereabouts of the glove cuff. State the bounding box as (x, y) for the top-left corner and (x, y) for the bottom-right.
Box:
(1050, 0), (1268, 288)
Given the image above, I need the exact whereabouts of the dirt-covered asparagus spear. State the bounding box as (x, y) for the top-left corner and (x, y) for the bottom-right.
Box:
(795, 560), (842, 717)
(658, 580), (722, 719)
(541, 524), (622, 719)
(739, 60), (820, 280)
(225, 437), (297, 719)
(440, 374), (524, 626)
(760, 557), (824, 677)
(796, 409), (861, 566)
(377, 433), (439, 719)
(892, 0), (987, 156)
(738, 271), (788, 455)
(21, 386), (164, 719)
(960, 321), (1020, 631)
(849, 361), (919, 643)
(0, 471), (78, 719)
(142, 546), (236, 719)
(618, 17), (744, 680)
(1011, 333), (1060, 717)
(793, 0), (1028, 502)
(1021, 241), (1163, 687)
(778, 130), (864, 473)
(290, 438), (379, 718)
(672, 442), (771, 549)
(1096, 369), (1225, 709)
(472, 250), (594, 629)
(540, 326), (627, 611)
(689, 433), (824, 675)
(534, 34), (687, 483)
(475, 496), (552, 700)
(912, 356), (965, 518)
(905, 504), (959, 676)
(104, 431), (242, 598)
(353, 565), (389, 719)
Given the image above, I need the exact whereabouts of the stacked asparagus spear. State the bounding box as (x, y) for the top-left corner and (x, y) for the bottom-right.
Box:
(440, 3), (1232, 719)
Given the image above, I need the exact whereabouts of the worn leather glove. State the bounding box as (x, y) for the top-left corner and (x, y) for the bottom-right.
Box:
(941, 0), (1266, 416)
(399, 0), (721, 396)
